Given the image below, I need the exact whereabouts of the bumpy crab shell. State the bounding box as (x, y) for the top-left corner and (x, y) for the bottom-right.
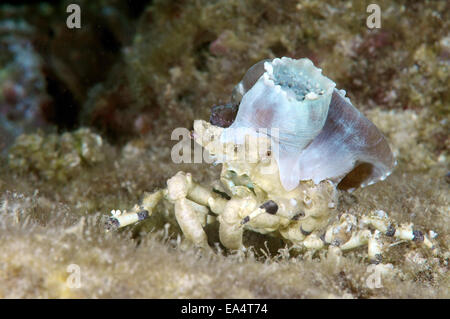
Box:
(218, 57), (396, 191)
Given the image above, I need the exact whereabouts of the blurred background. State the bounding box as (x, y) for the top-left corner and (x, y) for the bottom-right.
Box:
(0, 0), (448, 298)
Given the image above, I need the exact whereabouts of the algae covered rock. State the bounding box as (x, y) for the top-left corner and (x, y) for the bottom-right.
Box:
(8, 128), (106, 182)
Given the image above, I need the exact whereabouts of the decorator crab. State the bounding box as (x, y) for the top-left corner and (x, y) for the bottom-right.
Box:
(106, 57), (438, 263)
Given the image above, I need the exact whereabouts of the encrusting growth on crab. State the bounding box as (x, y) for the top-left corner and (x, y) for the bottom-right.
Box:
(106, 57), (439, 262)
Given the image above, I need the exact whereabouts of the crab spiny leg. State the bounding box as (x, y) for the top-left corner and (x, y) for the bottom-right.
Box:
(105, 190), (164, 231)
(174, 198), (209, 248)
(334, 229), (384, 263)
(219, 198), (263, 250)
(106, 209), (147, 230)
(367, 230), (383, 264)
(167, 172), (210, 248)
(299, 216), (327, 235)
(185, 198), (215, 227)
(240, 200), (278, 225)
(422, 233), (438, 253)
(323, 213), (357, 246)
(141, 190), (165, 212)
(188, 183), (228, 216)
(393, 224), (438, 254)
(219, 199), (245, 250)
(303, 233), (325, 250)
(279, 221), (306, 244)
(361, 210), (393, 235)
(362, 210), (439, 254)
(168, 171), (228, 216)
(339, 229), (372, 251)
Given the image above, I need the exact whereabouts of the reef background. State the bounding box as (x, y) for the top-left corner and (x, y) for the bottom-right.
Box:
(0, 0), (448, 298)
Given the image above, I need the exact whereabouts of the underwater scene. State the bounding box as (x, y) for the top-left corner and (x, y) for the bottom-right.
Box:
(0, 0), (448, 299)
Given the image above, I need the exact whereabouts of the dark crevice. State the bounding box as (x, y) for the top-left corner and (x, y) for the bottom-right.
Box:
(193, 30), (216, 71)
(44, 71), (80, 131)
(338, 162), (375, 191)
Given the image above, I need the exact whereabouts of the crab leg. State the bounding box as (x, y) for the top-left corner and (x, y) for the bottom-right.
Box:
(168, 171), (228, 216)
(240, 200), (279, 225)
(105, 190), (163, 230)
(106, 171), (228, 228)
(219, 198), (247, 250)
(303, 233), (325, 250)
(217, 196), (281, 250)
(361, 210), (439, 254)
(173, 197), (209, 248)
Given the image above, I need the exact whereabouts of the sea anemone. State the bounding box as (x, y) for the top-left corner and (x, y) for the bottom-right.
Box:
(219, 57), (396, 191)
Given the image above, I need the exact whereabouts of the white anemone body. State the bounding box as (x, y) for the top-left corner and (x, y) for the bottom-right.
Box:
(222, 57), (336, 191)
(220, 57), (395, 192)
